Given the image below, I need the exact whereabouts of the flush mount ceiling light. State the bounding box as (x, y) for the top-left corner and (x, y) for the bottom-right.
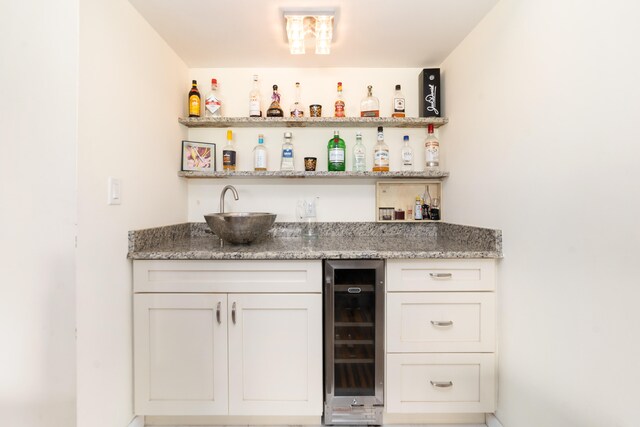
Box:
(284, 10), (335, 55)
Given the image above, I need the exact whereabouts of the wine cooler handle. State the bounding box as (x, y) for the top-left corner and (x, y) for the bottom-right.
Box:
(216, 301), (221, 324)
(430, 320), (453, 327)
(430, 380), (453, 388)
(232, 302), (236, 324)
(429, 272), (453, 279)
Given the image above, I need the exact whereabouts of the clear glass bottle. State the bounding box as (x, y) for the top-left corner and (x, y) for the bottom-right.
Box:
(414, 196), (423, 220)
(327, 130), (346, 171)
(290, 82), (304, 117)
(392, 84), (405, 118)
(372, 126), (389, 171)
(249, 75), (262, 117)
(360, 85), (380, 117)
(334, 82), (345, 117)
(401, 135), (413, 171)
(253, 134), (267, 171)
(222, 130), (236, 171)
(424, 123), (440, 169)
(188, 80), (200, 117)
(267, 84), (284, 117)
(204, 78), (222, 117)
(280, 132), (295, 171)
(352, 132), (366, 172)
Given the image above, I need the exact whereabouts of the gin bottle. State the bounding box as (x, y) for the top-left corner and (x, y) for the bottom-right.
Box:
(352, 132), (366, 172)
(280, 132), (295, 171)
(401, 135), (414, 171)
(372, 126), (389, 171)
(290, 82), (304, 117)
(360, 85), (380, 117)
(267, 84), (284, 117)
(249, 75), (262, 117)
(327, 130), (346, 171)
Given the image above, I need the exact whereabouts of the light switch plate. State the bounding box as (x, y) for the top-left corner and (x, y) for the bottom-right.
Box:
(108, 177), (122, 205)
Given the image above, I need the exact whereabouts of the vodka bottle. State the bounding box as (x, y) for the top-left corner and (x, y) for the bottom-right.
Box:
(372, 126), (389, 171)
(424, 123), (440, 169)
(204, 78), (222, 117)
(188, 80), (200, 117)
(327, 130), (346, 171)
(249, 75), (262, 117)
(290, 82), (304, 117)
(253, 134), (267, 171)
(360, 85), (380, 117)
(222, 130), (236, 171)
(280, 132), (295, 171)
(352, 132), (366, 172)
(334, 82), (345, 117)
(392, 84), (405, 118)
(401, 135), (414, 171)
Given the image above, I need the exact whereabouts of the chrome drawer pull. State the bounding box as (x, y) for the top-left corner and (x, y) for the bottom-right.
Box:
(232, 302), (236, 324)
(347, 287), (362, 294)
(216, 302), (221, 324)
(429, 272), (453, 279)
(430, 320), (453, 327)
(430, 380), (453, 388)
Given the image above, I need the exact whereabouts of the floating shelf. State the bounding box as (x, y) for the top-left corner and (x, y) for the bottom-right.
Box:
(178, 170), (450, 179)
(178, 116), (448, 128)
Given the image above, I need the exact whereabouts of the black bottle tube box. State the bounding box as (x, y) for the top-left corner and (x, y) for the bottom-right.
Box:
(418, 68), (441, 117)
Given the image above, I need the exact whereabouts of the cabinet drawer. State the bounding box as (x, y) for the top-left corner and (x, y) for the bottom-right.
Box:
(134, 260), (321, 293)
(387, 292), (495, 353)
(387, 259), (496, 292)
(386, 353), (495, 413)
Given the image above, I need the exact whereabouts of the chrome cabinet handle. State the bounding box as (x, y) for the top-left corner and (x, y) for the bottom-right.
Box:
(347, 287), (362, 294)
(429, 272), (453, 279)
(216, 302), (221, 324)
(430, 320), (453, 327)
(231, 302), (236, 324)
(430, 380), (453, 388)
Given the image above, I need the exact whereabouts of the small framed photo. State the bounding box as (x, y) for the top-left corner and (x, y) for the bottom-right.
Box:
(181, 140), (216, 171)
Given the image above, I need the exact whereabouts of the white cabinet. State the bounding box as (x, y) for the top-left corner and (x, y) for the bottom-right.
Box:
(133, 260), (322, 417)
(385, 259), (497, 414)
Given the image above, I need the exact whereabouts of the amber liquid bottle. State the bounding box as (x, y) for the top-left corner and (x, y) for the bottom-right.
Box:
(188, 80), (201, 117)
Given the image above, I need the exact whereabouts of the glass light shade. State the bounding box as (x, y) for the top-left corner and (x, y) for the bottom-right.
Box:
(286, 16), (306, 54)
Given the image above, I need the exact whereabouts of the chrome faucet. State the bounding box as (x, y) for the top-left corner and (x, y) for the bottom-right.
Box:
(219, 185), (239, 213)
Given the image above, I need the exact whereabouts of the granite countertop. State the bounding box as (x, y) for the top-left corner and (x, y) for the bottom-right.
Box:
(128, 222), (502, 260)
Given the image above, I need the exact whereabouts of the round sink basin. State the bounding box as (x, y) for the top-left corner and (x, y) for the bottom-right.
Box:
(204, 212), (277, 244)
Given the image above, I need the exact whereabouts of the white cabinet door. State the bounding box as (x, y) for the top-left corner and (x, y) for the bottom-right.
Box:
(227, 293), (323, 416)
(134, 294), (228, 415)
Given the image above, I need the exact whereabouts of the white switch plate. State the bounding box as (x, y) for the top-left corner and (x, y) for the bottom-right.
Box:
(108, 177), (122, 205)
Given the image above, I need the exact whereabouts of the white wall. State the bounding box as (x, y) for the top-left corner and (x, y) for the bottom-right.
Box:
(441, 1), (640, 426)
(186, 68), (441, 221)
(0, 0), (77, 425)
(77, 0), (188, 425)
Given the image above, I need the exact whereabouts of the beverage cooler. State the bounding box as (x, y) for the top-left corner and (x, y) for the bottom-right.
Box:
(323, 260), (385, 425)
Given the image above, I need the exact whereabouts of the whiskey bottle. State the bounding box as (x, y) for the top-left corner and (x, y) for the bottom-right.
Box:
(290, 82), (304, 117)
(352, 132), (366, 172)
(424, 123), (439, 169)
(280, 132), (295, 171)
(249, 75), (262, 117)
(327, 131), (346, 172)
(334, 82), (345, 117)
(188, 80), (200, 117)
(204, 78), (222, 117)
(360, 85), (380, 117)
(372, 126), (389, 171)
(222, 130), (236, 171)
(392, 84), (405, 118)
(266, 84), (284, 117)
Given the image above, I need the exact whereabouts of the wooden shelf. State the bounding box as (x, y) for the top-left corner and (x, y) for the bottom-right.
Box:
(178, 170), (449, 179)
(178, 116), (448, 128)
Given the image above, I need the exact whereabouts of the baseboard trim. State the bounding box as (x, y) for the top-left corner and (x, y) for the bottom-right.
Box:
(487, 413), (504, 427)
(128, 415), (144, 427)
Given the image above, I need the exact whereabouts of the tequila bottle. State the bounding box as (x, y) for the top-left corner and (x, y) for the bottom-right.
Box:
(290, 82), (304, 117)
(253, 134), (267, 171)
(360, 85), (380, 117)
(266, 84), (284, 117)
(280, 132), (295, 171)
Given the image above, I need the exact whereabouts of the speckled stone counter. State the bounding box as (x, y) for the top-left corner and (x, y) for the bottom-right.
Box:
(128, 222), (502, 260)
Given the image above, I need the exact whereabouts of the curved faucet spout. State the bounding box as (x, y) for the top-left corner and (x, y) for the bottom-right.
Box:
(219, 185), (239, 213)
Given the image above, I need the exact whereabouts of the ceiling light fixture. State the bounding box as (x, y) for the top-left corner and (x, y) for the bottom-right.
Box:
(284, 11), (334, 55)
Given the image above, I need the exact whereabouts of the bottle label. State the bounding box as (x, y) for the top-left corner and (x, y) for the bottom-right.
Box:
(282, 148), (293, 158)
(254, 151), (266, 169)
(402, 151), (413, 164)
(329, 148), (345, 162)
(374, 149), (389, 165)
(250, 99), (261, 116)
(394, 97), (405, 112)
(335, 101), (345, 117)
(425, 143), (440, 164)
(205, 94), (221, 115)
(361, 110), (380, 118)
(189, 95), (200, 116)
(223, 150), (236, 166)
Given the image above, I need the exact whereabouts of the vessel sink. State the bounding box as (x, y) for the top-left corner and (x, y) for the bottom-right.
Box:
(204, 212), (277, 244)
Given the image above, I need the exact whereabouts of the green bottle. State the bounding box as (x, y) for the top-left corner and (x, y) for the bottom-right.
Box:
(327, 130), (346, 171)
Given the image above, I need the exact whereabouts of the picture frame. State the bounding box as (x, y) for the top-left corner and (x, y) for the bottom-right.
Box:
(181, 140), (216, 172)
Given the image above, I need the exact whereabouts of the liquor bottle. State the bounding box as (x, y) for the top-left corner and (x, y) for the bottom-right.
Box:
(401, 135), (413, 171)
(267, 84), (284, 117)
(352, 132), (366, 172)
(290, 82), (304, 117)
(204, 78), (222, 117)
(414, 197), (423, 220)
(253, 134), (267, 171)
(424, 123), (440, 169)
(392, 84), (406, 118)
(280, 132), (295, 171)
(327, 131), (346, 172)
(222, 130), (236, 171)
(334, 82), (345, 117)
(188, 80), (200, 117)
(360, 85), (380, 117)
(372, 126), (389, 171)
(249, 75), (262, 117)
